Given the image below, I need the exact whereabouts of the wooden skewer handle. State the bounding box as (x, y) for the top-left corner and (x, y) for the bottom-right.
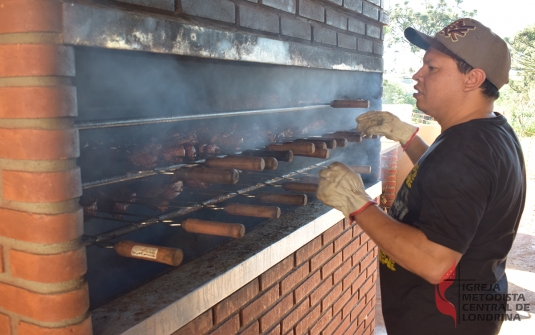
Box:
(182, 218), (245, 238)
(205, 156), (265, 171)
(114, 241), (183, 266)
(349, 165), (372, 174)
(330, 100), (370, 108)
(296, 148), (330, 159)
(256, 193), (307, 206)
(282, 182), (319, 193)
(262, 157), (278, 170)
(288, 140), (326, 149)
(311, 137), (347, 147)
(295, 138), (336, 149)
(174, 167), (239, 184)
(266, 142), (315, 155)
(328, 132), (362, 143)
(225, 203), (281, 219)
(241, 150), (293, 162)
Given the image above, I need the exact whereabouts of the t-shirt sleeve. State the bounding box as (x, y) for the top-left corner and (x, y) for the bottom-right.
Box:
(415, 149), (491, 254)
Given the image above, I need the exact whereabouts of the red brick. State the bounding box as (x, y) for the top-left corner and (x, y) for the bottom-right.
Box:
(0, 86), (77, 119)
(383, 181), (396, 188)
(359, 253), (374, 271)
(321, 282), (342, 312)
(384, 175), (396, 182)
(366, 259), (377, 278)
(347, 318), (366, 335)
(349, 297), (366, 323)
(172, 309), (212, 335)
(239, 320), (259, 335)
(352, 244), (368, 266)
(261, 255), (293, 290)
(357, 301), (373, 327)
(358, 277), (374, 301)
(321, 252), (342, 279)
(333, 287), (352, 315)
(342, 288), (360, 319)
(0, 281), (88, 322)
(280, 262), (309, 295)
(367, 240), (376, 252)
(323, 310), (342, 335)
(0, 245), (3, 273)
(351, 273), (367, 298)
(0, 313), (10, 335)
(381, 168), (397, 176)
(260, 294), (293, 332)
(310, 278), (332, 307)
(0, 44), (74, 77)
(360, 232), (370, 245)
(295, 236), (321, 265)
(264, 324), (281, 335)
(211, 314), (239, 335)
(0, 208), (83, 244)
(353, 224), (363, 237)
(365, 286), (376, 305)
(385, 193), (396, 201)
(333, 257), (352, 285)
(0, 0), (62, 34)
(342, 264), (362, 292)
(242, 285), (279, 325)
(309, 307), (332, 335)
(342, 235), (361, 261)
(295, 304), (320, 335)
(281, 297), (309, 333)
(334, 313), (352, 335)
(323, 221), (343, 244)
(2, 169), (81, 203)
(10, 248), (86, 283)
(18, 315), (92, 335)
(294, 270), (321, 303)
(0, 128), (79, 160)
(214, 279), (258, 323)
(333, 229), (353, 253)
(310, 243), (333, 272)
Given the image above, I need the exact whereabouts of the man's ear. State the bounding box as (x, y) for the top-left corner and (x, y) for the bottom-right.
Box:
(464, 68), (487, 92)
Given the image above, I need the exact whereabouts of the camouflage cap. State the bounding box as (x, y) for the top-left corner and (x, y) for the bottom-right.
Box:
(404, 18), (511, 89)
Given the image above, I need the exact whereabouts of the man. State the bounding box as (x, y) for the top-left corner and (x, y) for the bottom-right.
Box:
(317, 19), (526, 335)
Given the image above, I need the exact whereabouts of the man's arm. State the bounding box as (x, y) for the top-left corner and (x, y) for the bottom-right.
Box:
(404, 135), (429, 164)
(353, 205), (461, 284)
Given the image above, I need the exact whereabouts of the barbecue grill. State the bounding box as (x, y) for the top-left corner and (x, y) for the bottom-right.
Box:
(1, 1), (390, 334)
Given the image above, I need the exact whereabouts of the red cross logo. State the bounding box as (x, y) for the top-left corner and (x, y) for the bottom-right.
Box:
(439, 20), (476, 42)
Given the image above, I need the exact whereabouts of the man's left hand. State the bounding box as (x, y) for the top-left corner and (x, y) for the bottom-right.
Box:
(316, 162), (376, 218)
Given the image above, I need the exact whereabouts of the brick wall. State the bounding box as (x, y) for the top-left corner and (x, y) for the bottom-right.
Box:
(113, 0), (388, 58)
(0, 0), (91, 334)
(380, 148), (398, 209)
(172, 219), (378, 335)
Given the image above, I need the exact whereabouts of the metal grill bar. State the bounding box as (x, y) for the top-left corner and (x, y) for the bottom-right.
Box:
(76, 105), (331, 130)
(82, 159), (331, 246)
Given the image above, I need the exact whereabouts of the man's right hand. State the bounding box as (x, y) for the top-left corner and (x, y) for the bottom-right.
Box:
(356, 111), (418, 146)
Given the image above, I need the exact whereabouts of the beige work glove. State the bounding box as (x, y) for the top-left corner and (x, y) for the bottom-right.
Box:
(356, 111), (418, 147)
(316, 162), (376, 219)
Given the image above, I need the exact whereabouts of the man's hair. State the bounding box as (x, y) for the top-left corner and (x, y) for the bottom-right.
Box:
(454, 58), (500, 100)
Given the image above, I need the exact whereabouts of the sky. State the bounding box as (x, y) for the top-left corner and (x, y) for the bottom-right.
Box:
(382, 0), (535, 78)
(384, 0), (534, 39)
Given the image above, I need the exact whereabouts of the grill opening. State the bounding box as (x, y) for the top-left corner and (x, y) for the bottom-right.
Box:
(74, 46), (381, 308)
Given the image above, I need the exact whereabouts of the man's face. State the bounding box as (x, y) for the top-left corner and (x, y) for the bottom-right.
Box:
(412, 47), (466, 121)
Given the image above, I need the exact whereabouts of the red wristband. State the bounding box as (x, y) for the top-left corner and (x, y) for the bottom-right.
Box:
(401, 127), (419, 151)
(349, 200), (377, 223)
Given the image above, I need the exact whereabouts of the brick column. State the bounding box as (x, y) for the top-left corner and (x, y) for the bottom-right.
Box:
(380, 149), (399, 210)
(0, 1), (92, 334)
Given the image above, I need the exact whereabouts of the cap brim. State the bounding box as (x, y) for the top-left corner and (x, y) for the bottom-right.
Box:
(404, 27), (435, 50)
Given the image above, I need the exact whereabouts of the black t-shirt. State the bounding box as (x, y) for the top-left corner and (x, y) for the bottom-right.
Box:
(380, 114), (526, 335)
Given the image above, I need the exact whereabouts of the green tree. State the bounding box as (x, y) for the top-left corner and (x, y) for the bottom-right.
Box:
(387, 0), (477, 53)
(499, 25), (535, 137)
